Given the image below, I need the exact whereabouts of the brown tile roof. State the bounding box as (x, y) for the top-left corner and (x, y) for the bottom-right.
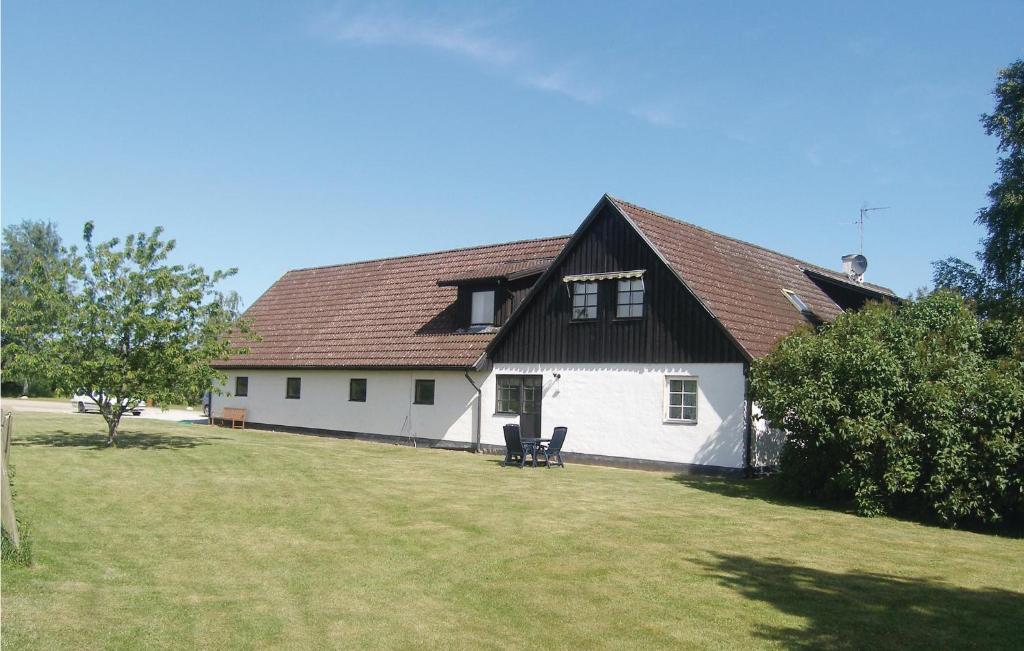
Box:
(219, 195), (897, 369)
(608, 196), (896, 358)
(215, 236), (569, 369)
(435, 258), (554, 286)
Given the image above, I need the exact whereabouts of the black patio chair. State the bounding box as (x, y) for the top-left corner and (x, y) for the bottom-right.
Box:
(501, 424), (528, 468)
(538, 426), (567, 468)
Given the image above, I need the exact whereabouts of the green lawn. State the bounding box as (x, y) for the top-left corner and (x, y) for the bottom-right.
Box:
(2, 413), (1022, 649)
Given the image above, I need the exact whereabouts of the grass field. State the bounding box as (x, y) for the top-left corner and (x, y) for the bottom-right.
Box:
(2, 412), (1022, 649)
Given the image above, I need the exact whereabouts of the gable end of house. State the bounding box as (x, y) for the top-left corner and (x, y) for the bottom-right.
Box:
(488, 197), (747, 365)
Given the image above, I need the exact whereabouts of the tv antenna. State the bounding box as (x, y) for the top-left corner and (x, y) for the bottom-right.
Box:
(850, 204), (889, 254)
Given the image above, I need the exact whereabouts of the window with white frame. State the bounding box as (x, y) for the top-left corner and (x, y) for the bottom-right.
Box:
(665, 376), (698, 423)
(471, 290), (496, 326)
(571, 281), (598, 320)
(616, 278), (644, 318)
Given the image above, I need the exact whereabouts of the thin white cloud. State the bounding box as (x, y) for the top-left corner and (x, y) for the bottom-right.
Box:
(317, 5), (519, 67)
(629, 104), (680, 128)
(523, 66), (604, 104)
(314, 3), (700, 128)
(314, 4), (605, 105)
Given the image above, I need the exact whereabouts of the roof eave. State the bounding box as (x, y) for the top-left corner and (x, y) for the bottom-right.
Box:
(210, 363), (478, 371)
(800, 267), (899, 300)
(436, 266), (547, 287)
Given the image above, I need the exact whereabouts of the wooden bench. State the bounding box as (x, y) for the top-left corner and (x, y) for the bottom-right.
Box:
(219, 407), (246, 429)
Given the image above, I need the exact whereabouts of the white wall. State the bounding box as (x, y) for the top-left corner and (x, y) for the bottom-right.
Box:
(480, 363), (748, 468)
(214, 370), (478, 444)
(214, 363), (749, 469)
(751, 404), (786, 468)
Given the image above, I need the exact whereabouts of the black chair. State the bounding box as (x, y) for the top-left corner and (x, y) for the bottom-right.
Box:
(501, 424), (528, 468)
(538, 426), (567, 468)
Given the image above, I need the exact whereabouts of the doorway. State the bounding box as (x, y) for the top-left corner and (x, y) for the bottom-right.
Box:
(496, 374), (544, 439)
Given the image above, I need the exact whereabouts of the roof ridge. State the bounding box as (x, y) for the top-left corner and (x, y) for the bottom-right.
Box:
(287, 234), (571, 274)
(607, 196), (895, 295)
(608, 195), (811, 265)
(458, 255), (560, 267)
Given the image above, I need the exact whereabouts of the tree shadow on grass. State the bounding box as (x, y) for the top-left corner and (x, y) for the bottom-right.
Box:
(667, 474), (847, 512)
(698, 553), (1024, 650)
(669, 475), (1024, 538)
(14, 429), (224, 450)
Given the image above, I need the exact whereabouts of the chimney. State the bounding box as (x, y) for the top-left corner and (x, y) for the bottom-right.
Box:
(842, 254), (868, 283)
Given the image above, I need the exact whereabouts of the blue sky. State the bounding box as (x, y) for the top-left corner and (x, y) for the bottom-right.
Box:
(4, 1), (1023, 305)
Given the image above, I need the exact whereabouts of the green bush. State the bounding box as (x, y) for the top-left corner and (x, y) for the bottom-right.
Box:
(752, 290), (1024, 526)
(0, 381), (57, 398)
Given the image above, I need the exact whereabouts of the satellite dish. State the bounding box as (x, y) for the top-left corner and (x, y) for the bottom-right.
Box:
(841, 254), (868, 280)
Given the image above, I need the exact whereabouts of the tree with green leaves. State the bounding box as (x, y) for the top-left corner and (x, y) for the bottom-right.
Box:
(751, 291), (1024, 527)
(1, 220), (70, 396)
(934, 59), (1024, 318)
(30, 222), (252, 446)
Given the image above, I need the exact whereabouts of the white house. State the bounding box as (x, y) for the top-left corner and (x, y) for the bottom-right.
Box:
(213, 195), (894, 473)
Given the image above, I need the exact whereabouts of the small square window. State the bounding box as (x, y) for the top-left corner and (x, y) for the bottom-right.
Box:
(235, 376), (248, 397)
(616, 278), (644, 318)
(349, 378), (367, 402)
(571, 282), (598, 320)
(414, 379), (435, 405)
(286, 377), (301, 400)
(665, 377), (698, 423)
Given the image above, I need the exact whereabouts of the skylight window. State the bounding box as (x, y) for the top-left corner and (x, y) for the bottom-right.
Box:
(783, 289), (813, 315)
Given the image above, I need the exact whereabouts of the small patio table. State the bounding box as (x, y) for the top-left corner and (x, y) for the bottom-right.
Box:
(521, 438), (552, 467)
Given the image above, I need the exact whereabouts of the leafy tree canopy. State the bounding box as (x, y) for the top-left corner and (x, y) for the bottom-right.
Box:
(28, 222), (252, 445)
(935, 59), (1024, 318)
(1, 220), (70, 394)
(2, 221), (63, 283)
(751, 291), (1024, 527)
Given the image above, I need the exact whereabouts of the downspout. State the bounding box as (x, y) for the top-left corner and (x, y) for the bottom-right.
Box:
(743, 362), (754, 478)
(463, 370), (482, 453)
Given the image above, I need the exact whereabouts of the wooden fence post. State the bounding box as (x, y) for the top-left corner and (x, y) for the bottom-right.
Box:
(1, 412), (20, 550)
(2, 412), (11, 458)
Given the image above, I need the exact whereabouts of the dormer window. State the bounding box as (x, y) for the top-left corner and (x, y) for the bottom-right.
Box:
(471, 290), (496, 326)
(571, 282), (598, 320)
(563, 270), (645, 321)
(783, 289), (813, 316)
(616, 278), (644, 318)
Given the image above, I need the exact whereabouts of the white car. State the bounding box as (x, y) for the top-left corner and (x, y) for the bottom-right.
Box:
(70, 392), (145, 416)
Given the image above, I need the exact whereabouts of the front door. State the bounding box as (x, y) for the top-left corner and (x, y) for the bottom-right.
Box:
(519, 375), (543, 439)
(498, 374), (544, 439)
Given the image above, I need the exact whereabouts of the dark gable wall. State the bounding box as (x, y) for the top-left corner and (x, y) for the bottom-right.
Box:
(807, 277), (887, 312)
(491, 205), (745, 364)
(498, 276), (536, 325)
